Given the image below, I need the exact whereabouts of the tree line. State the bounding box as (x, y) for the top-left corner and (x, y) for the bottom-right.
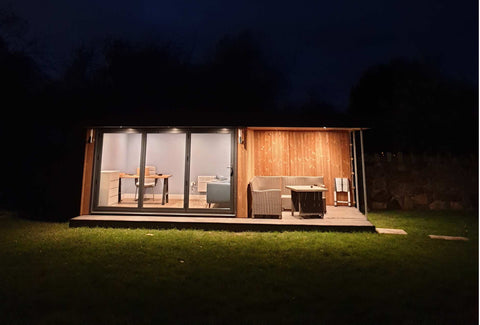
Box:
(0, 9), (476, 220)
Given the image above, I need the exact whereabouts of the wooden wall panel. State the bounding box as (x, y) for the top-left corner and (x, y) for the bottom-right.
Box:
(246, 128), (256, 183)
(80, 129), (95, 215)
(251, 130), (352, 206)
(236, 128), (256, 218)
(236, 129), (246, 218)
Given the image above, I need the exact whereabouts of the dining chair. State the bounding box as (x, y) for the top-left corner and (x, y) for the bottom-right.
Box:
(135, 166), (158, 201)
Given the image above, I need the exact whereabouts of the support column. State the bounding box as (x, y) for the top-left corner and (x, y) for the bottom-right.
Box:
(352, 131), (360, 210)
(80, 128), (95, 215)
(360, 130), (368, 216)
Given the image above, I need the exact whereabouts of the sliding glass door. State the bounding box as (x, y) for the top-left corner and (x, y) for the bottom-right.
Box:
(92, 128), (235, 215)
(188, 131), (233, 210)
(96, 132), (142, 208)
(142, 132), (186, 209)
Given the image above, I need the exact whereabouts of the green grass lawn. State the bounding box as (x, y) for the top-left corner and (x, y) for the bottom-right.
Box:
(0, 210), (477, 325)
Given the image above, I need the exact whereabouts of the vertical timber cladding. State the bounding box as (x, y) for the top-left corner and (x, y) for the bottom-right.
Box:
(252, 129), (352, 206)
(236, 128), (255, 218)
(80, 129), (95, 215)
(236, 128), (247, 218)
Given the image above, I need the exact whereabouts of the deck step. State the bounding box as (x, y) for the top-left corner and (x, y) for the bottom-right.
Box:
(70, 215), (376, 233)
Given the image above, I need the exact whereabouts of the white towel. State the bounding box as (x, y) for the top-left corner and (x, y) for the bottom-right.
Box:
(335, 178), (349, 192)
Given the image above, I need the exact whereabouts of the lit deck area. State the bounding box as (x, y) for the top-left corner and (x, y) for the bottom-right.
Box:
(70, 206), (375, 232)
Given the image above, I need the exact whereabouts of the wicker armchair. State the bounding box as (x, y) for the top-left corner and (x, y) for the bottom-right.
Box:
(249, 176), (282, 219)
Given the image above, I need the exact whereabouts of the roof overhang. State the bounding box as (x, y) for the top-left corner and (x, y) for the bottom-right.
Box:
(87, 126), (369, 131)
(246, 126), (368, 131)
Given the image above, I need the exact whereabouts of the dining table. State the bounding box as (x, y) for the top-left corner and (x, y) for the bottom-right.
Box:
(118, 173), (171, 205)
(286, 185), (328, 218)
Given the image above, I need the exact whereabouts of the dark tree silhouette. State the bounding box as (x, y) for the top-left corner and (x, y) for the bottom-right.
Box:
(0, 33), (56, 216)
(99, 39), (188, 109)
(59, 31), (286, 125)
(0, 8), (87, 220)
(348, 59), (478, 153)
(205, 31), (285, 112)
(63, 45), (95, 90)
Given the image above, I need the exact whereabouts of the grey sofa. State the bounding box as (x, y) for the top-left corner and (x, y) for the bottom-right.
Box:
(249, 176), (325, 218)
(206, 181), (230, 207)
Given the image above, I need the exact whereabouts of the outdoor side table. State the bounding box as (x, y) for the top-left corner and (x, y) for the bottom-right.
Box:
(286, 185), (328, 218)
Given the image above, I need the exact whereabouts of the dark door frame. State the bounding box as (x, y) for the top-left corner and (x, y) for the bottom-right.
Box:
(90, 126), (237, 217)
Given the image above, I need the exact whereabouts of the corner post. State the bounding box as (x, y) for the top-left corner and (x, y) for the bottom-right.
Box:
(80, 128), (95, 215)
(360, 129), (368, 216)
(352, 131), (360, 210)
(137, 132), (147, 208)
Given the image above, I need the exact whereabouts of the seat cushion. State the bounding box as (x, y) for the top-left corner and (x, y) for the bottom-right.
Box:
(207, 181), (230, 203)
(250, 176), (282, 191)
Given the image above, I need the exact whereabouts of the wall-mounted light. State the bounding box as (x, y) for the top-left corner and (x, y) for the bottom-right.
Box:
(238, 128), (244, 144)
(87, 129), (94, 143)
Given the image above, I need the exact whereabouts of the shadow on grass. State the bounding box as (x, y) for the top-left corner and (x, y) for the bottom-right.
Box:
(0, 210), (478, 324)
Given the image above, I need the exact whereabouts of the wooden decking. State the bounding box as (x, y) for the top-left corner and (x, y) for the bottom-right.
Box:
(70, 206), (375, 232)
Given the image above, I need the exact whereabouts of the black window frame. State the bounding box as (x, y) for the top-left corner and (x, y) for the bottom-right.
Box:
(90, 126), (237, 217)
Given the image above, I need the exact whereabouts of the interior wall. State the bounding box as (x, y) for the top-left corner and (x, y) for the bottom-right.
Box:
(100, 133), (144, 195)
(145, 133), (186, 195)
(101, 133), (129, 171)
(100, 133), (185, 195)
(126, 134), (142, 174)
(190, 133), (231, 195)
(99, 132), (231, 196)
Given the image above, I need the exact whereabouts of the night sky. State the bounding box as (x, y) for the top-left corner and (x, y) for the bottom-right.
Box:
(1, 0), (478, 109)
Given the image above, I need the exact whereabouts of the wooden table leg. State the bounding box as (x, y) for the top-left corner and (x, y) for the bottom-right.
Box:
(320, 194), (325, 218)
(298, 192), (324, 218)
(291, 191), (299, 216)
(118, 178), (122, 203)
(291, 195), (294, 216)
(162, 178), (169, 205)
(165, 178), (169, 203)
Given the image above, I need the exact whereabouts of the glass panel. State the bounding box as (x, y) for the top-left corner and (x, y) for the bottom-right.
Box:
(189, 133), (232, 209)
(142, 133), (186, 209)
(98, 132), (142, 207)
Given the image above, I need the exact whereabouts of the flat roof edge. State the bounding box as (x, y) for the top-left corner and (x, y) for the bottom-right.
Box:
(85, 126), (369, 131)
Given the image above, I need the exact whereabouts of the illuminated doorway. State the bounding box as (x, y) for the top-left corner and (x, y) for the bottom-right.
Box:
(91, 127), (235, 216)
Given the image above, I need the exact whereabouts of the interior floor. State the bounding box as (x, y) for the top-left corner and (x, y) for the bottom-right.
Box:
(108, 196), (352, 218)
(110, 196), (230, 209)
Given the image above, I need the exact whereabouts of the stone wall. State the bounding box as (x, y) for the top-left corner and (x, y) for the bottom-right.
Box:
(365, 152), (478, 211)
